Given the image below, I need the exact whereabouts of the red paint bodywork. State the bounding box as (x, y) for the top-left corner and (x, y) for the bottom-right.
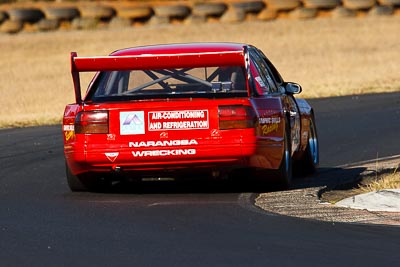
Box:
(63, 43), (313, 181)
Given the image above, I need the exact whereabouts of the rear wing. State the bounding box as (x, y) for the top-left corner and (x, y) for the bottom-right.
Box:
(70, 51), (246, 104)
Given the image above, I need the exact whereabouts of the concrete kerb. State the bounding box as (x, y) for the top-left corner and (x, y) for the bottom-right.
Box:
(335, 189), (400, 212)
(255, 156), (400, 226)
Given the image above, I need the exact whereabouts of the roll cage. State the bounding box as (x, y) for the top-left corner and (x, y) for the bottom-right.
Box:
(70, 49), (247, 104)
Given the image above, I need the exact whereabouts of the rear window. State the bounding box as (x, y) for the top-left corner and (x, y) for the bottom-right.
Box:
(86, 66), (247, 102)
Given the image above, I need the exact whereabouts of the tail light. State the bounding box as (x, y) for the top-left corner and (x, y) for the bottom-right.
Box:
(219, 105), (255, 130)
(75, 111), (109, 134)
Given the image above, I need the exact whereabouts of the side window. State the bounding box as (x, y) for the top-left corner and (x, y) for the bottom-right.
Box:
(250, 48), (279, 94)
(257, 49), (284, 85)
(265, 59), (283, 85)
(250, 55), (269, 94)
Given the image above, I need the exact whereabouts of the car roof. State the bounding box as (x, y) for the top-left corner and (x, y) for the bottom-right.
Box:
(110, 42), (247, 56)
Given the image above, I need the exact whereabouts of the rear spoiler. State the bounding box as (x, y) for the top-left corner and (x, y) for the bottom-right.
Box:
(70, 51), (245, 104)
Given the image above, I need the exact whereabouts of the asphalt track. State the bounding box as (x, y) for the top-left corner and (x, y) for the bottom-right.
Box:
(0, 92), (399, 266)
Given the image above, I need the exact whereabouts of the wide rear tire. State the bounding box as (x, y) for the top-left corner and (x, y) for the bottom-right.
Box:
(66, 162), (113, 192)
(276, 125), (293, 189)
(295, 114), (319, 175)
(66, 162), (88, 192)
(255, 120), (292, 191)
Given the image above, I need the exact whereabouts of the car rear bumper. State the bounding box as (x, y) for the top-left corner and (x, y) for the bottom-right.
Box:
(64, 141), (283, 176)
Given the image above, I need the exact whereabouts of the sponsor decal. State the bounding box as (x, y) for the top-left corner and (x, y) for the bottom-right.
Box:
(261, 124), (279, 135)
(210, 129), (221, 137)
(63, 125), (74, 131)
(63, 125), (74, 141)
(63, 124), (75, 142)
(259, 117), (281, 135)
(259, 117), (281, 124)
(255, 76), (266, 88)
(129, 139), (198, 148)
(120, 111), (145, 135)
(64, 131), (74, 141)
(160, 132), (168, 139)
(105, 152), (119, 162)
(107, 134), (116, 141)
(148, 110), (209, 131)
(130, 139), (198, 157)
(132, 149), (196, 157)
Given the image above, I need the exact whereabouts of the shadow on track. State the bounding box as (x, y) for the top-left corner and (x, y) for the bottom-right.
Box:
(292, 166), (366, 191)
(65, 166), (367, 196)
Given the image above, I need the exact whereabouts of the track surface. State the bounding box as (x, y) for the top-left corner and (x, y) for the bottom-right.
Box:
(1, 93), (399, 266)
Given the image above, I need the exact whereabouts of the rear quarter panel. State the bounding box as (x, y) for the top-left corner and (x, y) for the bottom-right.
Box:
(63, 104), (80, 145)
(250, 97), (285, 169)
(63, 104), (87, 173)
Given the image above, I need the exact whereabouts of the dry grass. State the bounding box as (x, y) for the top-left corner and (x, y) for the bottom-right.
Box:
(322, 163), (400, 204)
(0, 16), (399, 127)
(358, 167), (400, 193)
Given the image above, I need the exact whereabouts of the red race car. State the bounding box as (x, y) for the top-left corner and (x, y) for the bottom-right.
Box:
(63, 43), (318, 191)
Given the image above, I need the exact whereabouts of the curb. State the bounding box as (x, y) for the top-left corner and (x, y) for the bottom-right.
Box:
(255, 156), (400, 226)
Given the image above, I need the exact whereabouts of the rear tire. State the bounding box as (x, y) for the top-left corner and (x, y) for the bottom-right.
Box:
(295, 114), (319, 175)
(255, 120), (292, 191)
(66, 163), (113, 192)
(66, 162), (88, 192)
(276, 124), (293, 189)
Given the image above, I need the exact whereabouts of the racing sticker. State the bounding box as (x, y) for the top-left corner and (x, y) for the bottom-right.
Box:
(107, 134), (116, 141)
(120, 111), (145, 135)
(255, 76), (266, 88)
(105, 152), (119, 162)
(148, 110), (209, 131)
(259, 117), (281, 135)
(130, 139), (198, 157)
(132, 149), (196, 157)
(63, 125), (74, 141)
